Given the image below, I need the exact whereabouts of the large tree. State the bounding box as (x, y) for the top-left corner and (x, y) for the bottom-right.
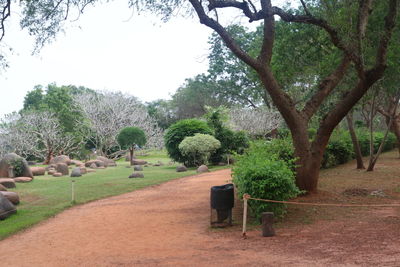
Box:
(0, 111), (79, 163)
(186, 0), (398, 192)
(74, 91), (163, 154)
(0, 0), (399, 192)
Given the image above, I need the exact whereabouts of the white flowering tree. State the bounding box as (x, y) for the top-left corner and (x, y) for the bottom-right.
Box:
(73, 91), (164, 155)
(229, 108), (282, 138)
(0, 111), (80, 163)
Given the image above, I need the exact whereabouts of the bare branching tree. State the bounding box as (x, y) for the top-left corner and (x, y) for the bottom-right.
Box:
(0, 111), (80, 163)
(229, 107), (281, 138)
(73, 91), (164, 154)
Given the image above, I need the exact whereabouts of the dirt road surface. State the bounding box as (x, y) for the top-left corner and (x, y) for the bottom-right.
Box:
(0, 169), (399, 266)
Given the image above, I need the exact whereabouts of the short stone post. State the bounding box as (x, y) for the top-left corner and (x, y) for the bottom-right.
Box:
(8, 166), (15, 178)
(261, 212), (275, 237)
(71, 179), (76, 203)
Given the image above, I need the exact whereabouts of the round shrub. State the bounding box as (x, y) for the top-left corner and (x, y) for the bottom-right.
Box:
(179, 134), (221, 166)
(164, 119), (213, 164)
(232, 144), (301, 219)
(117, 127), (147, 149)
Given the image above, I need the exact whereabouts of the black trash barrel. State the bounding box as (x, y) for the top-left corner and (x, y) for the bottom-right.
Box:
(210, 184), (234, 223)
(210, 183), (234, 210)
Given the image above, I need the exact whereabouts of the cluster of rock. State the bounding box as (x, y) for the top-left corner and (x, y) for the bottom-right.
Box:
(31, 155), (118, 178)
(0, 153), (33, 220)
(0, 153), (120, 220)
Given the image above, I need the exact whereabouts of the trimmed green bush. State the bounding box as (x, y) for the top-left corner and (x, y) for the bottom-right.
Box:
(233, 143), (301, 219)
(179, 134), (221, 166)
(164, 119), (213, 165)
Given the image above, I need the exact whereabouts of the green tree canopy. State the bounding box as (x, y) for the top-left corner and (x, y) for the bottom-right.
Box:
(117, 127), (147, 149)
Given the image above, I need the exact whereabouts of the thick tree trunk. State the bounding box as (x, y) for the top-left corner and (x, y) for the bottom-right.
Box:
(129, 147), (134, 166)
(44, 149), (53, 165)
(290, 126), (326, 193)
(295, 154), (321, 193)
(346, 111), (365, 169)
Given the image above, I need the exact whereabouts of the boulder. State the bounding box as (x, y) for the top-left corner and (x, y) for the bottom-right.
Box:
(132, 159), (147, 165)
(31, 167), (46, 176)
(70, 160), (84, 167)
(70, 168), (82, 177)
(125, 154), (136, 161)
(96, 156), (116, 167)
(85, 160), (105, 168)
(0, 178), (16, 188)
(106, 160), (117, 167)
(56, 163), (69, 176)
(176, 166), (187, 172)
(197, 165), (209, 173)
(0, 193), (16, 220)
(134, 165), (143, 171)
(50, 155), (71, 165)
(0, 184), (7, 191)
(155, 161), (164, 166)
(97, 166), (106, 169)
(0, 153), (33, 178)
(53, 172), (62, 177)
(86, 169), (96, 173)
(47, 169), (56, 175)
(46, 164), (57, 171)
(79, 167), (87, 174)
(129, 172), (144, 178)
(1, 191), (19, 205)
(13, 177), (33, 183)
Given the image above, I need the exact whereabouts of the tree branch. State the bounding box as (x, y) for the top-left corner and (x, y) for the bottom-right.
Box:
(190, 0), (259, 69)
(0, 0), (11, 42)
(302, 56), (351, 120)
(300, 0), (311, 16)
(258, 0), (274, 64)
(206, 0), (363, 70)
(373, 0), (398, 73)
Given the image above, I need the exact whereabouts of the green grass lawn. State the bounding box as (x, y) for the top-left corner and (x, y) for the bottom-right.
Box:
(0, 150), (227, 240)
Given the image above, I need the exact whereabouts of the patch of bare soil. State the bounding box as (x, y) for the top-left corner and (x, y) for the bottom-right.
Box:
(0, 152), (400, 266)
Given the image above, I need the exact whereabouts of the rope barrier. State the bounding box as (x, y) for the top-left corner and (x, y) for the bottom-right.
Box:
(247, 196), (400, 207)
(241, 193), (400, 238)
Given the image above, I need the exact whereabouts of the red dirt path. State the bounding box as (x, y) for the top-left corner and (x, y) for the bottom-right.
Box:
(0, 169), (399, 266)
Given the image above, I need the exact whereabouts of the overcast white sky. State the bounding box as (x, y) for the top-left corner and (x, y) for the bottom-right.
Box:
(0, 1), (214, 117)
(0, 0), (292, 117)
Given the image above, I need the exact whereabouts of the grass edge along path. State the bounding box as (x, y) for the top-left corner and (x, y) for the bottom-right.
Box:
(0, 154), (229, 240)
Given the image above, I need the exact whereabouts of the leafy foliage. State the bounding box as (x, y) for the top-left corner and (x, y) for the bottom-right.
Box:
(204, 107), (249, 164)
(233, 142), (301, 219)
(171, 74), (232, 120)
(146, 99), (177, 129)
(164, 119), (213, 165)
(178, 133), (220, 166)
(117, 127), (147, 149)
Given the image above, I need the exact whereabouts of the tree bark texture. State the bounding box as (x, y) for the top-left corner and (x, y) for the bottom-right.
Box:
(129, 147), (134, 166)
